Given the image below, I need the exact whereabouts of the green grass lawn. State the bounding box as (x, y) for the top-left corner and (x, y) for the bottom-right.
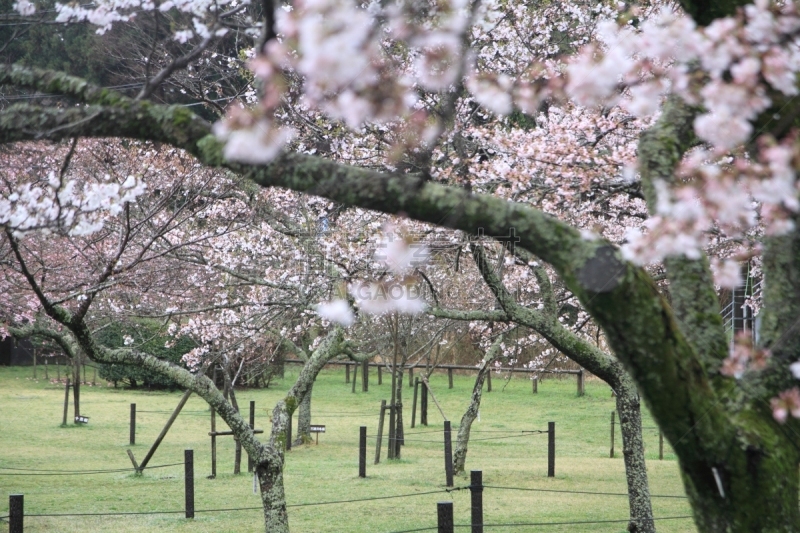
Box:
(0, 365), (696, 532)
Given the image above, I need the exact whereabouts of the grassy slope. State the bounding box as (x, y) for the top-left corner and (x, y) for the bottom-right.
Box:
(0, 366), (694, 532)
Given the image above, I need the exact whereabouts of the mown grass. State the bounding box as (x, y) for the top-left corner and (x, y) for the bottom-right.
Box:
(0, 365), (695, 532)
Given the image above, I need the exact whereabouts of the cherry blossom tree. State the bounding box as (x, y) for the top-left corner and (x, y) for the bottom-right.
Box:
(5, 0), (800, 530)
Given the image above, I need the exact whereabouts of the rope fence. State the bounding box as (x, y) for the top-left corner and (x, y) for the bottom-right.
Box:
(0, 462), (184, 476)
(4, 459), (691, 532)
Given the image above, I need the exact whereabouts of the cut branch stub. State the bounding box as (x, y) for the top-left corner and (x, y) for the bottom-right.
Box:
(577, 246), (625, 293)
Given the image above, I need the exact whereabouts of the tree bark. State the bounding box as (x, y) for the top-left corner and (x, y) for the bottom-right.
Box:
(453, 337), (502, 475)
(294, 380), (313, 445)
(614, 379), (654, 533)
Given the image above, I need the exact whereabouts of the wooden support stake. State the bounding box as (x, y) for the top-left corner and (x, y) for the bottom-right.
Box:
(210, 406), (217, 478)
(610, 411), (615, 458)
(375, 400), (386, 464)
(437, 501), (454, 533)
(208, 429), (264, 437)
(359, 426), (367, 478)
(411, 377), (419, 428)
(470, 471), (483, 533)
(61, 378), (70, 426)
(126, 449), (139, 471)
(422, 377), (448, 422)
(130, 403), (136, 445)
(136, 390), (192, 472)
(408, 366), (414, 387)
(448, 368), (453, 389)
(346, 363), (350, 384)
(9, 494), (23, 533)
(248, 400), (255, 473)
(362, 360), (369, 392)
(352, 364), (358, 393)
(421, 380), (429, 426)
(577, 369), (585, 396)
(532, 377), (538, 394)
(378, 365), (382, 385)
(487, 371), (492, 392)
(388, 402), (396, 460)
(444, 420), (454, 487)
(548, 421), (555, 477)
(184, 449), (195, 519)
(659, 431), (664, 460)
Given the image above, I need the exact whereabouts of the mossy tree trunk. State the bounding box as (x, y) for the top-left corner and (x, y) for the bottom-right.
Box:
(453, 335), (502, 475)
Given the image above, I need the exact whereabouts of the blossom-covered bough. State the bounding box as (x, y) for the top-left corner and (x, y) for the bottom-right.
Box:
(4, 0), (800, 529)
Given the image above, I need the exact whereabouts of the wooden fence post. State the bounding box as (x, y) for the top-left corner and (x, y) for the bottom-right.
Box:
(130, 403), (136, 445)
(62, 378), (70, 426)
(248, 400), (255, 473)
(352, 364), (358, 393)
(411, 377), (419, 428)
(470, 471), (483, 533)
(437, 501), (454, 533)
(444, 420), (454, 487)
(9, 494), (23, 533)
(659, 431), (664, 460)
(346, 363), (350, 384)
(375, 400), (386, 464)
(408, 367), (414, 387)
(487, 371), (492, 392)
(421, 381), (429, 426)
(378, 365), (382, 385)
(359, 426), (367, 478)
(362, 360), (369, 392)
(577, 369), (585, 396)
(448, 368), (453, 389)
(184, 449), (195, 519)
(610, 411), (615, 458)
(210, 406), (217, 478)
(548, 421), (555, 477)
(532, 377), (538, 394)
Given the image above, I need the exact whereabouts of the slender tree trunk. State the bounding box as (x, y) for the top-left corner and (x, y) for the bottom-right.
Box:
(395, 365), (404, 457)
(615, 378), (655, 533)
(294, 381), (313, 445)
(453, 359), (493, 474)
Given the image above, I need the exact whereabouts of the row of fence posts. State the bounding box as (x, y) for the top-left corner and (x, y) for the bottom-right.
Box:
(6, 449), (198, 532)
(7, 468), (489, 533)
(8, 420), (556, 531)
(361, 421), (556, 482)
(343, 363), (583, 396)
(610, 411), (664, 460)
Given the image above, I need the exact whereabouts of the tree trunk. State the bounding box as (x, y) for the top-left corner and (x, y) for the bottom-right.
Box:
(395, 366), (404, 457)
(453, 359), (493, 475)
(678, 435), (800, 533)
(72, 357), (80, 419)
(615, 378), (655, 533)
(256, 457), (289, 533)
(294, 381), (313, 445)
